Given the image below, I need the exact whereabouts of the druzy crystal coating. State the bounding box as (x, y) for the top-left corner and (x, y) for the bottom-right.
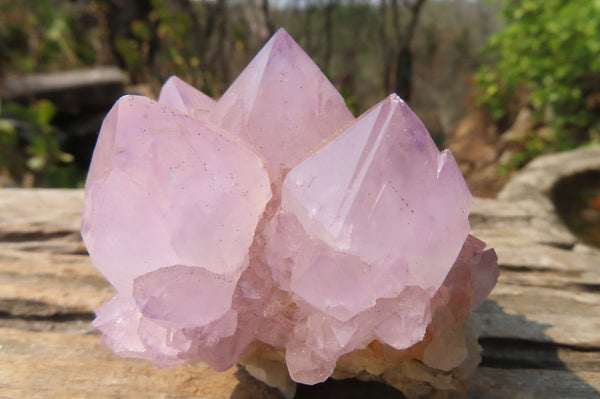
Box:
(81, 28), (498, 396)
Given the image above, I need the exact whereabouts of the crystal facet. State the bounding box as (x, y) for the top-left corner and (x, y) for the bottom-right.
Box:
(158, 75), (215, 119)
(82, 28), (498, 399)
(210, 29), (354, 184)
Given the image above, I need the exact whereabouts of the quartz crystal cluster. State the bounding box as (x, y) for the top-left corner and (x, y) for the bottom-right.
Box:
(82, 28), (498, 399)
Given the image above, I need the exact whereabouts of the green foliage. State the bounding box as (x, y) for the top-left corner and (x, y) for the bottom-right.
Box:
(476, 0), (600, 163)
(150, 0), (199, 75)
(0, 0), (107, 74)
(0, 0), (500, 186)
(498, 134), (551, 172)
(0, 100), (79, 187)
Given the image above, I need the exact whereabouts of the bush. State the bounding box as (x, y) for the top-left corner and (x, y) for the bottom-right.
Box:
(0, 100), (79, 187)
(476, 0), (600, 158)
(0, 0), (109, 75)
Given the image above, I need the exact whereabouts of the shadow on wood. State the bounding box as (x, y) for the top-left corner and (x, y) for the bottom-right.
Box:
(230, 366), (407, 399)
(470, 300), (600, 399)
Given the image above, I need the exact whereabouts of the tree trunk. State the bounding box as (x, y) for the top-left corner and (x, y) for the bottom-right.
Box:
(323, 1), (337, 73)
(212, 0), (230, 90)
(260, 0), (276, 37)
(394, 46), (413, 101)
(392, 0), (427, 102)
(379, 0), (393, 94)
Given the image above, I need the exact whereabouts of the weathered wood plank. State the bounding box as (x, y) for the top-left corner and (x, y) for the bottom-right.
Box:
(1, 188), (599, 398)
(470, 197), (600, 350)
(0, 190), (113, 321)
(468, 368), (600, 399)
(0, 67), (125, 115)
(0, 328), (282, 399)
(465, 149), (600, 398)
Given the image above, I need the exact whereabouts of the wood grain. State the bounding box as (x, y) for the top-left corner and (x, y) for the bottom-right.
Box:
(0, 188), (599, 398)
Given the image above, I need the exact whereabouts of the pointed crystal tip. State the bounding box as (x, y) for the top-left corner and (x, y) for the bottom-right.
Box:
(389, 93), (406, 104)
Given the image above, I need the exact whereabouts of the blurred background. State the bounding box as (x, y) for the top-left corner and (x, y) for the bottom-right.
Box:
(0, 0), (598, 196)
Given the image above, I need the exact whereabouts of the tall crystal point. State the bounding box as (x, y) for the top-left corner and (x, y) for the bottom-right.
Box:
(210, 29), (354, 184)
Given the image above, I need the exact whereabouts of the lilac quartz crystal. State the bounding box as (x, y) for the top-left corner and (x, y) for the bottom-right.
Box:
(82, 28), (498, 398)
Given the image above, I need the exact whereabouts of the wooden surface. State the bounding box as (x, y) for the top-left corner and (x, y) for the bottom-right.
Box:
(1, 188), (599, 398)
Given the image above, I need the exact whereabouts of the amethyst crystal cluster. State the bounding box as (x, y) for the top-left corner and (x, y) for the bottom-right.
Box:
(82, 29), (498, 398)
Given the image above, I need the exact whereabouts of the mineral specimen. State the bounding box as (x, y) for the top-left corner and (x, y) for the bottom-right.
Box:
(81, 28), (498, 399)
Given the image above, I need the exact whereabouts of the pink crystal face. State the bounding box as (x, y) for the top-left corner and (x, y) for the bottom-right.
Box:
(280, 95), (471, 306)
(82, 28), (498, 385)
(210, 29), (354, 185)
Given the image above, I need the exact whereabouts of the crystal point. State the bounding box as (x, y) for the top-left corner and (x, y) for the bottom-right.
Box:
(133, 265), (237, 327)
(158, 75), (215, 119)
(211, 28), (354, 183)
(282, 95), (471, 298)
